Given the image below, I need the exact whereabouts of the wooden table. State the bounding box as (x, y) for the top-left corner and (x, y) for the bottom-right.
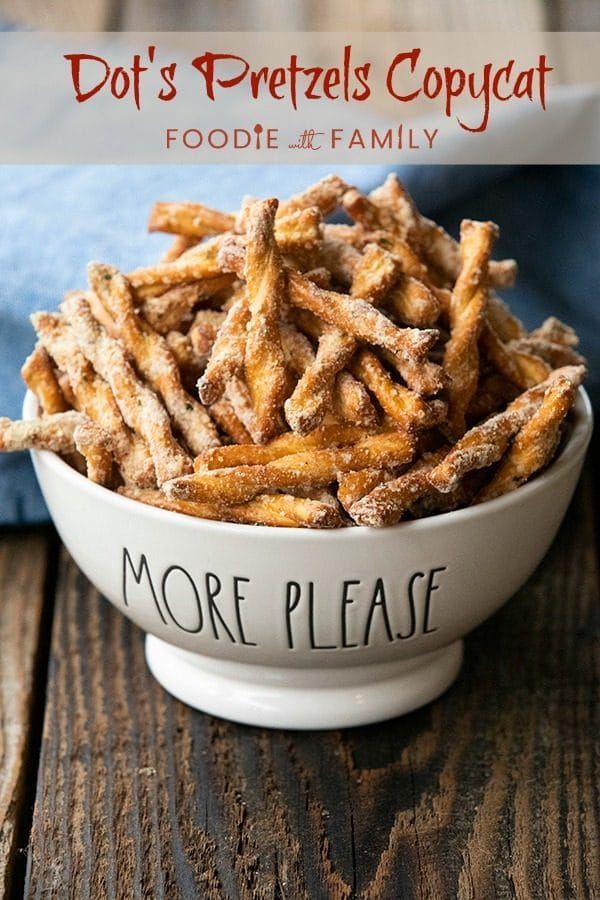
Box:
(0, 459), (598, 899)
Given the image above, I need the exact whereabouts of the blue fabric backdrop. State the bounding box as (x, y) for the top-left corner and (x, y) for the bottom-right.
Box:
(0, 164), (597, 524)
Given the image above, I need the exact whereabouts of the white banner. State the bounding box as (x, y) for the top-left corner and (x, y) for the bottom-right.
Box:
(0, 32), (598, 163)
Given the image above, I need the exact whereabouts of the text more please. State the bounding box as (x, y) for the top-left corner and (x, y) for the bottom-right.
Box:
(122, 549), (448, 650)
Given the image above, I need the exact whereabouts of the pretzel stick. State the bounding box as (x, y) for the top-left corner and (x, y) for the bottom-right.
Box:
(31, 311), (156, 488)
(72, 420), (114, 486)
(164, 332), (206, 385)
(282, 322), (376, 428)
(384, 275), (441, 328)
(62, 295), (192, 484)
(475, 376), (576, 503)
(196, 424), (373, 470)
(486, 294), (526, 341)
(88, 263), (219, 455)
(481, 320), (551, 388)
(444, 220), (497, 437)
(224, 377), (263, 444)
(0, 411), (114, 485)
(207, 398), (252, 445)
(288, 270), (439, 365)
(165, 331), (208, 372)
(148, 201), (235, 237)
(57, 373), (77, 409)
(281, 322), (315, 376)
(288, 314), (378, 436)
(121, 487), (343, 529)
(137, 283), (207, 334)
(260, 207), (322, 253)
(84, 287), (119, 337)
(317, 238), (361, 287)
(364, 174), (518, 288)
(467, 372), (519, 421)
(321, 223), (367, 248)
(428, 365), (585, 493)
(128, 237), (225, 288)
(0, 411), (84, 454)
(133, 273), (234, 303)
(342, 187), (396, 233)
(333, 371), (378, 428)
(365, 230), (431, 282)
(287, 272), (438, 393)
(21, 345), (70, 414)
(165, 431), (415, 506)
(284, 326), (355, 434)
(351, 242), (402, 301)
(197, 295), (249, 404)
(243, 199), (288, 442)
(284, 244), (400, 433)
(348, 449), (448, 527)
(530, 316), (579, 347)
(189, 310), (227, 356)
(337, 468), (395, 510)
(277, 174), (347, 218)
(160, 235), (197, 263)
(351, 350), (443, 429)
(508, 338), (585, 369)
(342, 191), (442, 294)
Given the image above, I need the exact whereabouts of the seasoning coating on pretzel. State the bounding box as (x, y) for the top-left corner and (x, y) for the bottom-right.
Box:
(349, 449), (448, 527)
(444, 220), (497, 438)
(21, 345), (70, 415)
(0, 173), (587, 528)
(363, 173), (517, 289)
(138, 283), (206, 335)
(351, 350), (438, 429)
(148, 201), (236, 238)
(128, 237), (225, 288)
(0, 411), (84, 454)
(73, 419), (114, 486)
(243, 199), (288, 442)
(88, 262), (219, 455)
(197, 294), (249, 405)
(287, 272), (438, 389)
(481, 319), (551, 389)
(121, 486), (343, 528)
(277, 174), (347, 218)
(207, 398), (252, 445)
(31, 310), (155, 488)
(166, 430), (416, 506)
(428, 365), (585, 493)
(62, 294), (192, 484)
(196, 424), (372, 471)
(475, 376), (576, 503)
(285, 244), (397, 433)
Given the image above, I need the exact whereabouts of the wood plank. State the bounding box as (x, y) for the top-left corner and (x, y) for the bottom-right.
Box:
(3, 0), (599, 32)
(1, 0), (552, 31)
(0, 529), (53, 898)
(25, 468), (599, 898)
(303, 0), (546, 31)
(119, 0), (548, 31)
(554, 0), (600, 30)
(0, 0), (112, 30)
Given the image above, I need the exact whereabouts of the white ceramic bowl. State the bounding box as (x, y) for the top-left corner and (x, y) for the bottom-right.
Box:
(25, 388), (593, 729)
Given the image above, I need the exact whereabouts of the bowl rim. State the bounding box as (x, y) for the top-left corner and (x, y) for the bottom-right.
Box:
(24, 386), (593, 542)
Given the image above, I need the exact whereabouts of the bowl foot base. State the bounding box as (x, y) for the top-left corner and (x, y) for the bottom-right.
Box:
(145, 636), (463, 730)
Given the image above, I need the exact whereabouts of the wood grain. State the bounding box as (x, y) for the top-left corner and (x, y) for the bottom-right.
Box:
(23, 468), (599, 899)
(0, 0), (112, 29)
(2, 0), (598, 31)
(0, 529), (53, 899)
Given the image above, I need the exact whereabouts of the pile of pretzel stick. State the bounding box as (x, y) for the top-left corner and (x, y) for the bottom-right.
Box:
(0, 174), (587, 528)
